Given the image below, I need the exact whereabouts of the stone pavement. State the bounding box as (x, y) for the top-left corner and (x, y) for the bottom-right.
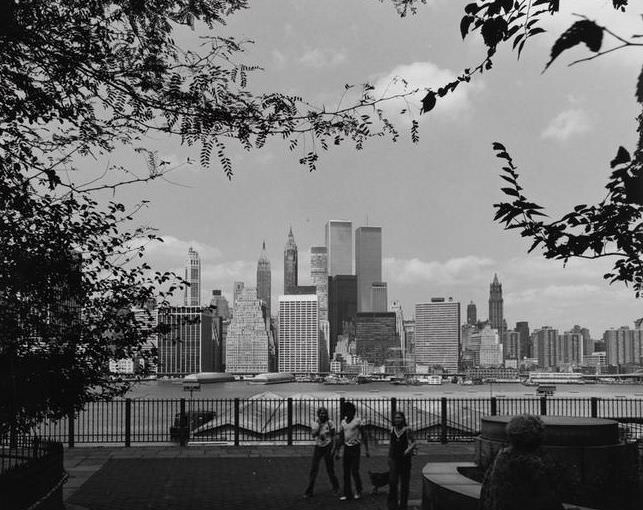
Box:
(64, 443), (475, 510)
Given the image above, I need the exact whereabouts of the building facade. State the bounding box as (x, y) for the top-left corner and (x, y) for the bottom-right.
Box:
(503, 330), (520, 360)
(478, 326), (503, 367)
(328, 275), (357, 359)
(488, 274), (503, 336)
(157, 306), (217, 376)
(278, 294), (320, 373)
(603, 326), (643, 366)
(355, 226), (382, 312)
(233, 281), (245, 308)
(414, 298), (460, 373)
(284, 227), (298, 294)
(515, 321), (530, 359)
(354, 312), (398, 366)
(209, 290), (231, 320)
(310, 246), (329, 321)
(466, 301), (477, 326)
(184, 247), (201, 306)
(256, 241), (271, 316)
(325, 220), (352, 276)
(532, 327), (558, 368)
(370, 282), (388, 312)
(226, 287), (273, 374)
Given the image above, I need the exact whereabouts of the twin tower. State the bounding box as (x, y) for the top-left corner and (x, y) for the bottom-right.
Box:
(257, 220), (387, 317)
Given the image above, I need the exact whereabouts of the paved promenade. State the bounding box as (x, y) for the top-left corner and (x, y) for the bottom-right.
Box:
(64, 443), (475, 510)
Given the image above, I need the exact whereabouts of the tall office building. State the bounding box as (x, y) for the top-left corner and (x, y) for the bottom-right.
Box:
(157, 306), (217, 376)
(328, 275), (357, 358)
(488, 274), (504, 336)
(503, 330), (520, 360)
(370, 282), (388, 312)
(467, 301), (477, 325)
(391, 301), (406, 355)
(278, 294), (320, 373)
(603, 327), (643, 366)
(355, 312), (398, 366)
(226, 287), (273, 374)
(515, 321), (530, 359)
(284, 227), (298, 294)
(355, 226), (382, 312)
(184, 247), (201, 306)
(532, 327), (558, 368)
(325, 220), (352, 276)
(310, 247), (328, 321)
(256, 241), (271, 316)
(233, 281), (245, 307)
(478, 326), (503, 367)
(559, 330), (583, 366)
(415, 298), (461, 372)
(209, 290), (231, 320)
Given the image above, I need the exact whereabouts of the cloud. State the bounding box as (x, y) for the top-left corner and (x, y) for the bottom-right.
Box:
(144, 235), (222, 263)
(299, 48), (347, 68)
(506, 283), (601, 304)
(384, 255), (495, 285)
(541, 108), (591, 141)
(272, 49), (287, 69)
(372, 61), (483, 122)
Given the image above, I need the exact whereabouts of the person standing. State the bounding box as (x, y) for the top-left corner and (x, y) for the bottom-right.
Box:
(387, 411), (416, 510)
(335, 401), (369, 501)
(304, 406), (339, 498)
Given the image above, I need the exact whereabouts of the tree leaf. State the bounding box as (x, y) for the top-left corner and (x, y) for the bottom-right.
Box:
(460, 15), (475, 39)
(610, 146), (631, 168)
(544, 20), (603, 72)
(420, 91), (436, 114)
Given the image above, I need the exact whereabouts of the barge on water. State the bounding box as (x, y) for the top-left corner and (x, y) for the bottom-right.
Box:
(247, 372), (296, 385)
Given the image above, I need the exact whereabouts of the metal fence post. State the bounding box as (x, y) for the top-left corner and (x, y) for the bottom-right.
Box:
(540, 396), (547, 416)
(125, 399), (131, 447)
(68, 411), (75, 448)
(590, 397), (598, 418)
(440, 397), (448, 444)
(233, 398), (240, 446)
(391, 397), (397, 422)
(339, 397), (345, 421)
(287, 398), (293, 446)
(179, 398), (187, 447)
(490, 397), (497, 416)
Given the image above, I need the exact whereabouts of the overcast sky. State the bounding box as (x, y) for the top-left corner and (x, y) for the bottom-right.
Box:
(87, 1), (643, 338)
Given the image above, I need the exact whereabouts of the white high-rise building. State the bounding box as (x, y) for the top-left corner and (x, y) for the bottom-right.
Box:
(477, 326), (503, 367)
(184, 247), (201, 306)
(415, 298), (460, 372)
(278, 294), (319, 373)
(226, 287), (272, 374)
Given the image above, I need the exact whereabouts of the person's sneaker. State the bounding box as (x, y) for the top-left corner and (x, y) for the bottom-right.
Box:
(354, 492), (361, 500)
(339, 496), (348, 501)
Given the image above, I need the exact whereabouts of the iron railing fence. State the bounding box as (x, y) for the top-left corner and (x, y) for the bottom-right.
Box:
(27, 397), (643, 447)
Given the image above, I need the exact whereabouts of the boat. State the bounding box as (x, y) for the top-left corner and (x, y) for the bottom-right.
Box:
(356, 375), (375, 384)
(422, 375), (443, 385)
(323, 374), (352, 385)
(536, 384), (556, 396)
(183, 372), (236, 385)
(247, 373), (296, 385)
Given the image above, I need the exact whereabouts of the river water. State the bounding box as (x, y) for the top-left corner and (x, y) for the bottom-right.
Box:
(127, 380), (643, 400)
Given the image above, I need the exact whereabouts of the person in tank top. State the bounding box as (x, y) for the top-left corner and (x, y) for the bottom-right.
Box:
(335, 401), (369, 501)
(387, 411), (416, 510)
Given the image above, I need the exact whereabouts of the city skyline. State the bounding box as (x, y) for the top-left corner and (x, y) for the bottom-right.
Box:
(112, 1), (643, 337)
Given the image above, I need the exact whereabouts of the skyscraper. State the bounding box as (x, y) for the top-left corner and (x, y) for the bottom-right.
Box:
(415, 298), (461, 372)
(209, 290), (231, 320)
(310, 247), (328, 321)
(233, 281), (245, 307)
(278, 294), (319, 373)
(284, 227), (298, 294)
(488, 274), (504, 336)
(328, 275), (357, 358)
(355, 312), (398, 366)
(256, 241), (271, 316)
(515, 321), (530, 359)
(157, 306), (217, 376)
(184, 247), (201, 306)
(370, 282), (388, 312)
(226, 287), (273, 374)
(325, 220), (352, 276)
(532, 327), (558, 368)
(467, 301), (477, 325)
(355, 226), (382, 312)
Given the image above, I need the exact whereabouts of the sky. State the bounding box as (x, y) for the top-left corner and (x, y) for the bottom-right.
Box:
(83, 0), (643, 338)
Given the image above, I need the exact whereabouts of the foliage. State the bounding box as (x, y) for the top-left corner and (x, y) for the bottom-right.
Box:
(1, 0), (411, 186)
(0, 165), (186, 432)
(398, 0), (643, 297)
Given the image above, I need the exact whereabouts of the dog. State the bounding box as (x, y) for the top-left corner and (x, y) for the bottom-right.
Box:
(368, 470), (390, 494)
